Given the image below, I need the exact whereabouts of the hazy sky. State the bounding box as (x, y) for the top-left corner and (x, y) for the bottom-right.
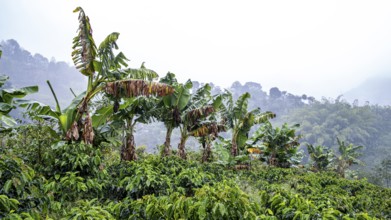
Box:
(2, 0), (391, 98)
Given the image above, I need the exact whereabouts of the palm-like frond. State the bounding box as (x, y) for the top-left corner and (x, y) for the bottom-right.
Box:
(95, 32), (129, 79)
(72, 7), (97, 76)
(191, 83), (211, 104)
(126, 62), (159, 81)
(159, 72), (178, 85)
(233, 92), (250, 119)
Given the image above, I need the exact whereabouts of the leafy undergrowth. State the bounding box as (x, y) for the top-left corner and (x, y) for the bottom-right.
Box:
(1, 148), (390, 220)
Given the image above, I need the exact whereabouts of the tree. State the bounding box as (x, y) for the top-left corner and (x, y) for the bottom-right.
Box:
(269, 87), (282, 99)
(306, 144), (334, 171)
(221, 91), (275, 157)
(175, 84), (219, 159)
(157, 73), (192, 157)
(374, 157), (391, 188)
(335, 138), (364, 178)
(249, 122), (301, 168)
(94, 66), (174, 161)
(192, 122), (226, 163)
(20, 8), (173, 151)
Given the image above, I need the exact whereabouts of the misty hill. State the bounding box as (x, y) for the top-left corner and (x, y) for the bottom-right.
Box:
(0, 39), (86, 108)
(343, 76), (391, 106)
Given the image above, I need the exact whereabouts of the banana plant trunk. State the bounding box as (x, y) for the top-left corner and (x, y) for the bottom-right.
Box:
(121, 123), (137, 161)
(163, 127), (173, 157)
(231, 134), (238, 157)
(202, 138), (212, 163)
(269, 151), (277, 166)
(177, 135), (188, 160)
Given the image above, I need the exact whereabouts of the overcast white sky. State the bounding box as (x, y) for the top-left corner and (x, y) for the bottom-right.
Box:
(1, 0), (391, 98)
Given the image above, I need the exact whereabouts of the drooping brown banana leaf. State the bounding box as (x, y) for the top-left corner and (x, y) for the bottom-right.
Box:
(72, 7), (97, 76)
(105, 80), (174, 98)
(191, 122), (226, 137)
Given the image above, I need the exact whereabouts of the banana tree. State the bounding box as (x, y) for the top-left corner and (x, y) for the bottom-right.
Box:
(306, 144), (334, 171)
(157, 72), (192, 156)
(176, 85), (223, 159)
(248, 122), (301, 168)
(21, 7), (171, 146)
(221, 91), (275, 157)
(335, 138), (364, 178)
(114, 97), (159, 161)
(93, 67), (174, 161)
(0, 75), (38, 132)
(192, 121), (226, 163)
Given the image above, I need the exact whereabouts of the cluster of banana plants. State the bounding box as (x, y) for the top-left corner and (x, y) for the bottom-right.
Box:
(2, 6), (287, 166)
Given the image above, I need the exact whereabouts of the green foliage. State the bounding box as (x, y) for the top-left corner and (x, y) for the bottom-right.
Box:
(306, 144), (334, 171)
(250, 122), (301, 168)
(0, 195), (19, 217)
(1, 5), (391, 220)
(372, 157), (391, 188)
(335, 138), (364, 178)
(3, 121), (58, 171)
(284, 100), (391, 179)
(221, 91), (275, 157)
(0, 75), (38, 132)
(64, 199), (114, 220)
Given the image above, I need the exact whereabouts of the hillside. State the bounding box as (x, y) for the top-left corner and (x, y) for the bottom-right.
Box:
(0, 39), (86, 108)
(343, 76), (391, 106)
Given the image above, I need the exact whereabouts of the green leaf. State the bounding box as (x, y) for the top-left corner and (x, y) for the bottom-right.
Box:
(15, 99), (59, 119)
(0, 103), (13, 113)
(1, 114), (17, 128)
(218, 203), (227, 216)
(3, 180), (13, 193)
(59, 108), (77, 133)
(197, 203), (207, 220)
(92, 105), (113, 127)
(0, 75), (9, 87)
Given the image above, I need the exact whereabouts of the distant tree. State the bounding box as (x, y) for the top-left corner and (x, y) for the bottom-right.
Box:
(269, 87), (282, 99)
(373, 157), (391, 188)
(249, 122), (301, 168)
(335, 138), (364, 178)
(221, 91), (275, 157)
(306, 144), (334, 171)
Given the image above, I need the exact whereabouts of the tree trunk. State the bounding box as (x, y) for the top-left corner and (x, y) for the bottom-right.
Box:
(337, 160), (346, 178)
(162, 127), (173, 157)
(231, 135), (238, 157)
(202, 139), (212, 163)
(177, 136), (187, 160)
(121, 133), (138, 161)
(269, 151), (277, 166)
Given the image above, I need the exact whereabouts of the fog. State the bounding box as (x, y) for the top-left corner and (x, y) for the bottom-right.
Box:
(2, 0), (391, 99)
